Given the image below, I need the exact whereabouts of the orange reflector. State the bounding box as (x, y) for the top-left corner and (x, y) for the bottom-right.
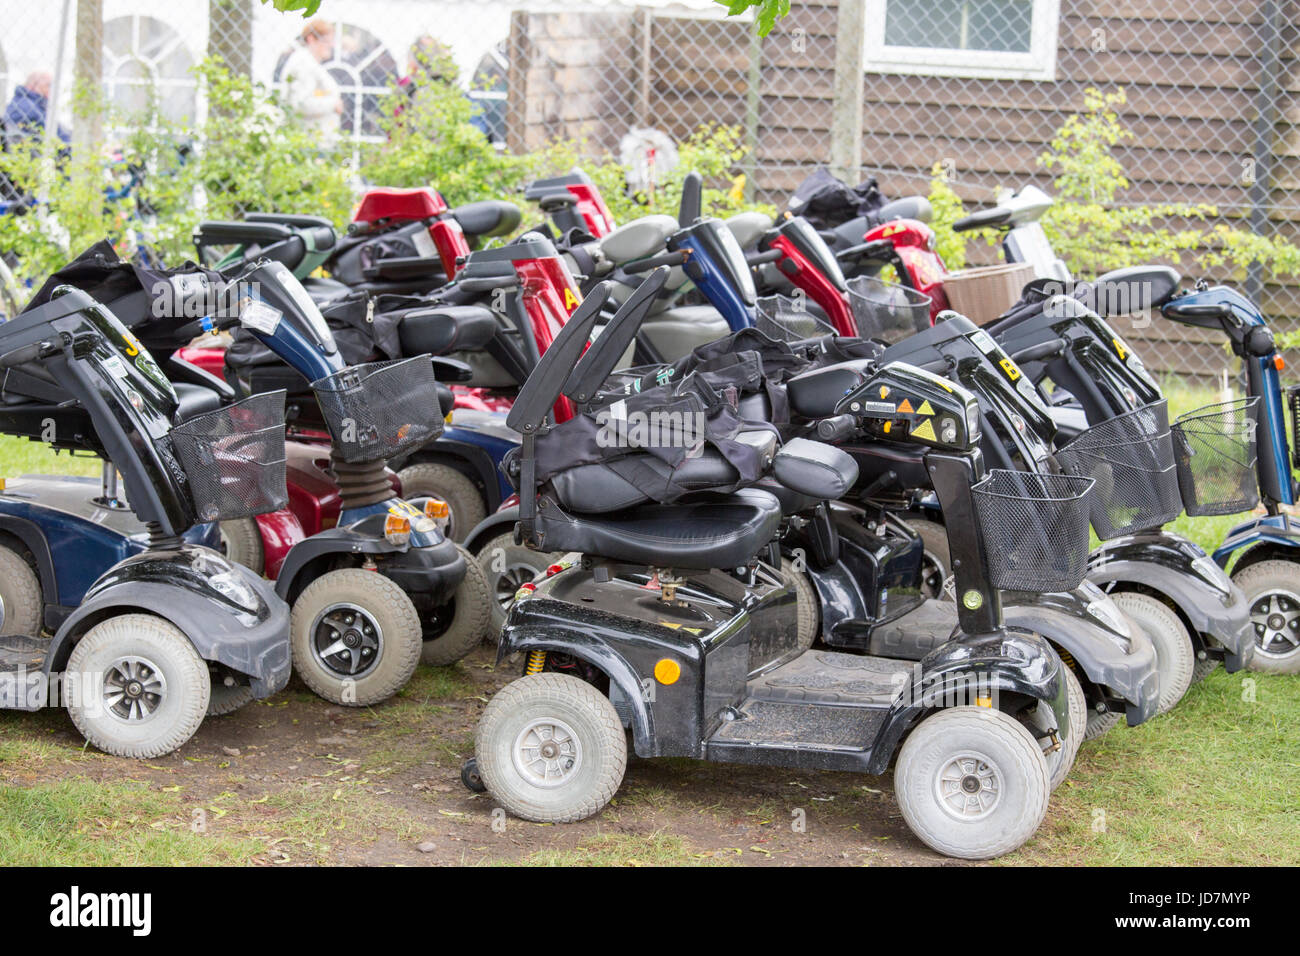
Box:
(976, 696), (992, 708)
(654, 658), (681, 685)
(1275, 355), (1286, 371)
(424, 498), (450, 520)
(384, 514), (411, 537)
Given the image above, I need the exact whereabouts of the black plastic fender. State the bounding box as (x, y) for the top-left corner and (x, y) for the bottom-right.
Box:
(44, 547), (291, 703)
(1088, 533), (1251, 670)
(865, 627), (1068, 774)
(274, 526), (465, 606)
(498, 597), (664, 757)
(1002, 588), (1159, 726)
(463, 505), (521, 557)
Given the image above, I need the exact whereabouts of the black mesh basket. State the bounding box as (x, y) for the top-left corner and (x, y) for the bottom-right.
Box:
(971, 469), (1096, 592)
(754, 294), (836, 343)
(1171, 397), (1260, 516)
(311, 356), (443, 464)
(1055, 400), (1183, 539)
(169, 391), (288, 523)
(846, 276), (931, 342)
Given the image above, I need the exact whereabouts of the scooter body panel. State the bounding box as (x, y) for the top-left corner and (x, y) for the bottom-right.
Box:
(1212, 512), (1300, 567)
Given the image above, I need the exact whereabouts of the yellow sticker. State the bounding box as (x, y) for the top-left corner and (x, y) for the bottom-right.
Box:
(1112, 336), (1127, 360)
(896, 398), (914, 414)
(917, 400), (935, 416)
(912, 418), (937, 442)
(879, 386), (890, 399)
(564, 287), (581, 312)
(999, 358), (1022, 381)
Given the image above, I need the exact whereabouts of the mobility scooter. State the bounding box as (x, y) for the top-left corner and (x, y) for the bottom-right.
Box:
(0, 285), (291, 754)
(467, 274), (1082, 860)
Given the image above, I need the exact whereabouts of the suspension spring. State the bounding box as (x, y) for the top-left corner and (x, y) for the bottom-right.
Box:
(525, 650), (547, 675)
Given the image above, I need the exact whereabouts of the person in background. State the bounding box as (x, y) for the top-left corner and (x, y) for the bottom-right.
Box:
(279, 18), (343, 147)
(397, 36), (490, 138)
(3, 72), (69, 147)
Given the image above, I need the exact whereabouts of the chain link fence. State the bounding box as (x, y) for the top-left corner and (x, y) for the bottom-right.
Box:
(0, 0), (1294, 382)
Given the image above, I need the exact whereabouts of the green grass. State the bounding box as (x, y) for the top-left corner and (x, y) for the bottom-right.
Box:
(0, 435), (100, 480)
(510, 831), (730, 867)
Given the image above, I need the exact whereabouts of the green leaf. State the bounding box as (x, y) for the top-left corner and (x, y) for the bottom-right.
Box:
(260, 0), (323, 16)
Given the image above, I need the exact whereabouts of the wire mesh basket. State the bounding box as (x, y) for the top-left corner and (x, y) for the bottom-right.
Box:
(846, 276), (931, 342)
(1054, 400), (1183, 539)
(1171, 397), (1260, 516)
(169, 391), (288, 523)
(971, 469), (1096, 592)
(754, 294), (837, 343)
(311, 356), (443, 464)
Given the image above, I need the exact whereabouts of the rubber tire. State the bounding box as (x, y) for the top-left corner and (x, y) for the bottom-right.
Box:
(290, 568), (423, 706)
(1025, 665), (1085, 792)
(476, 673), (627, 824)
(1232, 559), (1300, 674)
(476, 532), (556, 630)
(219, 518), (265, 576)
(1192, 658), (1220, 683)
(1110, 591), (1194, 714)
(1084, 710), (1121, 741)
(907, 519), (954, 601)
(395, 463), (486, 543)
(0, 544), (42, 636)
(207, 682), (255, 717)
(421, 545), (493, 667)
(894, 706), (1050, 860)
(779, 561), (820, 651)
(65, 614), (210, 758)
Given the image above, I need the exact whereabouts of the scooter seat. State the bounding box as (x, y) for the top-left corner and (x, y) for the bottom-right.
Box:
(752, 476), (819, 515)
(548, 428), (779, 514)
(773, 437), (858, 501)
(725, 211), (773, 250)
(172, 382), (224, 423)
(535, 487), (783, 570)
(786, 359), (874, 419)
(397, 305), (497, 357)
(600, 215), (679, 265)
(452, 200), (523, 239)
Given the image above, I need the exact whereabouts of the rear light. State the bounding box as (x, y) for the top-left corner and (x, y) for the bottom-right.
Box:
(384, 514), (411, 546)
(515, 581), (538, 601)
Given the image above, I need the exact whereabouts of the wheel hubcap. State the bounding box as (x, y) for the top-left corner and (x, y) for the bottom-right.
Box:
(936, 753), (1002, 819)
(494, 563), (541, 610)
(512, 717), (582, 788)
(1249, 589), (1300, 659)
(311, 604), (384, 678)
(103, 656), (166, 722)
(920, 549), (954, 601)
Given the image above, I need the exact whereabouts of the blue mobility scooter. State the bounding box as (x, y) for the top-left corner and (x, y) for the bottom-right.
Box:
(0, 285), (291, 754)
(1162, 283), (1300, 673)
(468, 275), (1077, 860)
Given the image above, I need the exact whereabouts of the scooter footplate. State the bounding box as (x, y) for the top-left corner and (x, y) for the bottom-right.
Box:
(710, 700), (886, 750)
(750, 650), (911, 707)
(868, 598), (958, 659)
(0, 635), (48, 672)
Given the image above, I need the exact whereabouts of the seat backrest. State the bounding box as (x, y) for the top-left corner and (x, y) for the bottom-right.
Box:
(600, 215), (677, 264)
(563, 267), (668, 404)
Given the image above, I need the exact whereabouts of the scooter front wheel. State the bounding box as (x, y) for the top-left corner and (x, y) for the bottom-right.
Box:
(421, 545), (493, 667)
(290, 568), (423, 706)
(476, 673), (626, 824)
(1109, 591), (1194, 713)
(65, 613), (211, 758)
(1233, 559), (1300, 674)
(894, 706), (1049, 860)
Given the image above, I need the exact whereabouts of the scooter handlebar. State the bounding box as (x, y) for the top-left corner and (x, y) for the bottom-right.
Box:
(624, 249), (688, 274)
(0, 337), (62, 370)
(816, 414), (859, 443)
(1008, 337), (1067, 365)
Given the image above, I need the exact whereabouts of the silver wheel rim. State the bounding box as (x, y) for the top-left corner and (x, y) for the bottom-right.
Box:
(493, 560), (543, 610)
(919, 548), (955, 601)
(936, 752), (1002, 820)
(311, 603), (385, 678)
(1249, 588), (1300, 660)
(512, 717), (583, 789)
(103, 656), (167, 723)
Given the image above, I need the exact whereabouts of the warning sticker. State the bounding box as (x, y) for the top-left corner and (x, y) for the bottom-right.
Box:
(912, 418), (937, 442)
(896, 398), (914, 414)
(916, 400), (935, 416)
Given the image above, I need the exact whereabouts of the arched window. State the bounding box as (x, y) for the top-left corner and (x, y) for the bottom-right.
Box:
(103, 15), (196, 123)
(272, 22), (398, 141)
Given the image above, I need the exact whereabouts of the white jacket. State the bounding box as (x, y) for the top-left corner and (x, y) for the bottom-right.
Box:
(280, 44), (342, 145)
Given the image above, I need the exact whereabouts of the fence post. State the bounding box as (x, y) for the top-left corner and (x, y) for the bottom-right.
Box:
(71, 0), (101, 149)
(1245, 0), (1284, 309)
(829, 0), (866, 182)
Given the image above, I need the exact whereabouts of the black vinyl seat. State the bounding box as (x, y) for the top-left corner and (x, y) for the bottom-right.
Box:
(786, 359), (873, 419)
(396, 305), (497, 357)
(452, 200), (523, 238)
(172, 383), (223, 423)
(533, 488), (783, 570)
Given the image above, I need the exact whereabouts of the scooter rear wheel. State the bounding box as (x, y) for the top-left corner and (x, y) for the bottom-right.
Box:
(0, 544), (42, 636)
(219, 518), (265, 576)
(1110, 591), (1193, 713)
(395, 463), (486, 543)
(475, 532), (555, 630)
(420, 546), (493, 667)
(65, 613), (210, 758)
(291, 568), (423, 705)
(895, 706), (1049, 860)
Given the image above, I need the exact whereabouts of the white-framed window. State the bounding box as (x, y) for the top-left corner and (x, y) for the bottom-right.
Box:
(103, 15), (197, 123)
(864, 0), (1060, 82)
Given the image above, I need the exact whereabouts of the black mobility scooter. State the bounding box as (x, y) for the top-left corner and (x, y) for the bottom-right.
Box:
(0, 286), (291, 756)
(469, 274), (1079, 860)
